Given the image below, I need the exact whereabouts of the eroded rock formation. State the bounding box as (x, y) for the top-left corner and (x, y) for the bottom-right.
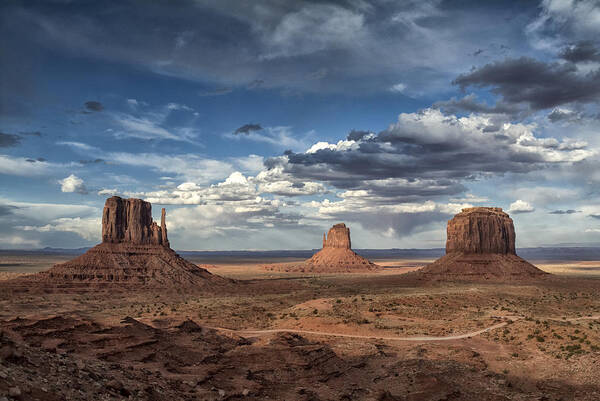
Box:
(101, 196), (168, 246)
(418, 207), (546, 281)
(18, 196), (230, 289)
(323, 223), (351, 249)
(266, 223), (379, 273)
(446, 207), (515, 254)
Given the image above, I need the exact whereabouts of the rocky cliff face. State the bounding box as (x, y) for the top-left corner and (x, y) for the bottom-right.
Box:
(417, 207), (545, 281)
(323, 223), (351, 249)
(446, 207), (515, 255)
(20, 196), (231, 289)
(101, 196), (168, 246)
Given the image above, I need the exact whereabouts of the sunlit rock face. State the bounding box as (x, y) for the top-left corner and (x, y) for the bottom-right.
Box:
(416, 207), (546, 281)
(446, 207), (515, 255)
(322, 223), (351, 249)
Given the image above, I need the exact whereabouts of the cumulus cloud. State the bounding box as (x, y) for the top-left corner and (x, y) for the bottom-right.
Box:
(59, 174), (88, 194)
(268, 108), (594, 201)
(20, 217), (101, 241)
(306, 196), (471, 238)
(508, 199), (535, 214)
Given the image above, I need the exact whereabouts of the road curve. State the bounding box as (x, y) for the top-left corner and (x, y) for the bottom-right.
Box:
(211, 314), (600, 342)
(211, 320), (513, 342)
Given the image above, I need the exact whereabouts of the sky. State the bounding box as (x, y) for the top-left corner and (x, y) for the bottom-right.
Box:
(1, 0), (600, 251)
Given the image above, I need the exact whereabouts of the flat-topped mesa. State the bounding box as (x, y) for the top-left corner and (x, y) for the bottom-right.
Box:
(323, 223), (351, 249)
(446, 207), (515, 255)
(416, 206), (546, 281)
(101, 196), (168, 246)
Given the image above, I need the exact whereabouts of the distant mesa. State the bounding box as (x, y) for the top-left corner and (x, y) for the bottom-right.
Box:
(417, 207), (547, 281)
(266, 223), (380, 273)
(15, 196), (231, 289)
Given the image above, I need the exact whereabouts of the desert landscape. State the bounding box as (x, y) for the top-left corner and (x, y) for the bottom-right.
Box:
(1, 198), (599, 401)
(3, 1), (600, 400)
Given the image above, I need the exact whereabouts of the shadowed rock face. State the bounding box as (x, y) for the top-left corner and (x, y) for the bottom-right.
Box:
(446, 207), (515, 255)
(102, 196), (168, 246)
(323, 223), (351, 249)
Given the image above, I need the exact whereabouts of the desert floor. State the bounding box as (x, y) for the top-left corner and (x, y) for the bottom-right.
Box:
(1, 254), (599, 400)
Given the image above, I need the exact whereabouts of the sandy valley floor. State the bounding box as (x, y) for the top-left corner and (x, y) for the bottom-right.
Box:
(1, 255), (599, 400)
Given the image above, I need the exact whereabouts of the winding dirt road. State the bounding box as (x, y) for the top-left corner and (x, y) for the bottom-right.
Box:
(212, 314), (600, 342)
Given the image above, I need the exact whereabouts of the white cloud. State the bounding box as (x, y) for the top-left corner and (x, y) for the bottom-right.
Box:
(113, 114), (184, 141)
(59, 174), (88, 194)
(105, 152), (234, 183)
(166, 102), (193, 111)
(0, 155), (59, 176)
(449, 193), (489, 203)
(389, 83), (406, 93)
(57, 141), (100, 152)
(261, 4), (366, 59)
(226, 126), (313, 152)
(20, 217), (101, 241)
(508, 199), (535, 214)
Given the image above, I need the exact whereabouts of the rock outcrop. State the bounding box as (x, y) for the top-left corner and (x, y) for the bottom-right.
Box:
(446, 207), (515, 255)
(18, 196), (230, 289)
(417, 207), (546, 281)
(101, 196), (169, 246)
(266, 223), (380, 273)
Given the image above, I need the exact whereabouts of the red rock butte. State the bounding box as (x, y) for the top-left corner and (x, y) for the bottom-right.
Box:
(15, 196), (230, 289)
(266, 223), (380, 273)
(418, 207), (546, 281)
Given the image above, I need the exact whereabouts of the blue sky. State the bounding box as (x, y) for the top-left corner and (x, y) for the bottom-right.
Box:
(1, 0), (600, 250)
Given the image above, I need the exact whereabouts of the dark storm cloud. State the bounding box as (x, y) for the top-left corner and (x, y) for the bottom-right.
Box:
(433, 94), (521, 116)
(590, 214), (600, 220)
(559, 41), (600, 63)
(234, 124), (263, 135)
(549, 209), (580, 215)
(84, 101), (103, 112)
(0, 0), (542, 95)
(346, 130), (371, 141)
(0, 132), (21, 147)
(454, 57), (600, 110)
(267, 108), (591, 201)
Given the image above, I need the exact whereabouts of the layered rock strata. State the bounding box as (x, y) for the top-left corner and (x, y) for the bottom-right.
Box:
(418, 207), (546, 281)
(266, 223), (379, 273)
(19, 196), (229, 289)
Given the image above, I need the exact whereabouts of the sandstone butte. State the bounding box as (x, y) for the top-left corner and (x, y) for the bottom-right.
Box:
(16, 196), (231, 289)
(266, 223), (380, 273)
(417, 207), (547, 281)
